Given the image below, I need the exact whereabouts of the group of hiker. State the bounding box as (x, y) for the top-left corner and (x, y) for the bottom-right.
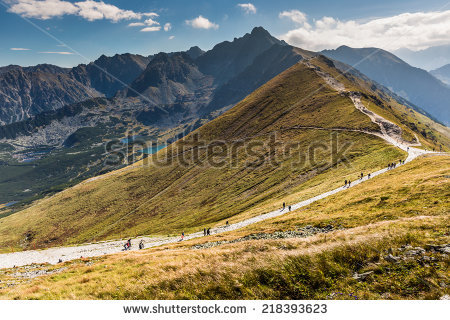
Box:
(123, 239), (145, 250)
(388, 159), (405, 170)
(342, 158), (406, 188)
(344, 172), (372, 188)
(281, 202), (292, 212)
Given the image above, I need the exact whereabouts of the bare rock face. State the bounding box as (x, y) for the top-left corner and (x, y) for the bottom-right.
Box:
(0, 54), (151, 125)
(0, 65), (100, 125)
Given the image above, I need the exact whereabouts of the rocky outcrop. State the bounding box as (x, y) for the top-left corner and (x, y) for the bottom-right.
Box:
(0, 65), (100, 125)
(0, 54), (151, 125)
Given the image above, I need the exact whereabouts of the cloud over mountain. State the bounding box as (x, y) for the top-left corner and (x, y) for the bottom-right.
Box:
(279, 9), (450, 51)
(185, 15), (219, 29)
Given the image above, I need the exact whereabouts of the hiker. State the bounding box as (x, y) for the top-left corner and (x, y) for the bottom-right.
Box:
(123, 239), (131, 250)
(226, 221), (229, 227)
(368, 173), (371, 179)
(288, 205), (291, 212)
(348, 180), (351, 187)
(139, 240), (144, 250)
(203, 228), (207, 236)
(344, 179), (347, 186)
(407, 147), (409, 151)
(207, 228), (211, 236)
(360, 172), (364, 179)
(283, 202), (286, 210)
(181, 232), (185, 240)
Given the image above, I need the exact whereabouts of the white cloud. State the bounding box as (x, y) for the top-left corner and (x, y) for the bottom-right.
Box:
(144, 18), (159, 26)
(279, 9), (307, 25)
(8, 0), (158, 22)
(163, 22), (171, 31)
(129, 18), (159, 28)
(128, 22), (145, 27)
(8, 0), (78, 19)
(10, 47), (31, 50)
(75, 0), (142, 22)
(185, 15), (218, 30)
(279, 10), (450, 51)
(39, 51), (73, 54)
(168, 35), (175, 40)
(143, 12), (158, 18)
(237, 3), (256, 14)
(140, 26), (161, 32)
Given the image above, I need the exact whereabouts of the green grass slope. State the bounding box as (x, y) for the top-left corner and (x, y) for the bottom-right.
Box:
(0, 56), (446, 251)
(1, 155), (448, 299)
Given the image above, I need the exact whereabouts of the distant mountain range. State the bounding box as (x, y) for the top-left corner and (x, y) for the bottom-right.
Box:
(0, 27), (307, 127)
(322, 46), (450, 125)
(394, 45), (450, 71)
(0, 53), (151, 125)
(430, 64), (450, 86)
(2, 28), (449, 128)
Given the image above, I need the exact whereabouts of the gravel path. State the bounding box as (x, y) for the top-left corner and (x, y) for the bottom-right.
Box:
(0, 64), (445, 269)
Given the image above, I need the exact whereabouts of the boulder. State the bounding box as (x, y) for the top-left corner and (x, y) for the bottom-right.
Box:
(384, 254), (400, 263)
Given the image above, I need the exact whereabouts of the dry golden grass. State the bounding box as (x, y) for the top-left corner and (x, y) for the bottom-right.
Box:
(0, 155), (448, 300)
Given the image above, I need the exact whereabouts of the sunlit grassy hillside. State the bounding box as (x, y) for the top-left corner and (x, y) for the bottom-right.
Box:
(0, 56), (447, 252)
(1, 155), (447, 299)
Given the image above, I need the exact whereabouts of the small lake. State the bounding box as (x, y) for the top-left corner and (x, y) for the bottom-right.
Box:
(137, 145), (166, 155)
(3, 201), (18, 207)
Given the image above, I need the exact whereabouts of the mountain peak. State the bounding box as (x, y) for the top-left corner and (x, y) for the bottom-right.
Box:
(250, 26), (270, 36)
(186, 46), (204, 59)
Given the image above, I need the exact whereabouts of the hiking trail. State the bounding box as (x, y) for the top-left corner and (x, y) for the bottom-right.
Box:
(0, 62), (445, 269)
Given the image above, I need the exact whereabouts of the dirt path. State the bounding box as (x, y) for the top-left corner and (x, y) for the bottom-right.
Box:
(0, 64), (445, 269)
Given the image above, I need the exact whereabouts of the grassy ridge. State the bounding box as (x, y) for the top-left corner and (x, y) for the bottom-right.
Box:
(0, 60), (403, 251)
(0, 57), (446, 251)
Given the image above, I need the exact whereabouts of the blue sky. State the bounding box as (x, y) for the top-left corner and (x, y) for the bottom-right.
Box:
(1, 0), (449, 67)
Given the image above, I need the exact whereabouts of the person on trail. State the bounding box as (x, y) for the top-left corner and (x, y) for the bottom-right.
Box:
(407, 147), (409, 151)
(283, 202), (286, 211)
(368, 173), (371, 179)
(344, 179), (347, 186)
(348, 180), (351, 188)
(226, 221), (229, 227)
(207, 228), (211, 236)
(288, 205), (291, 212)
(204, 228), (207, 236)
(360, 172), (364, 179)
(139, 240), (144, 250)
(181, 232), (185, 240)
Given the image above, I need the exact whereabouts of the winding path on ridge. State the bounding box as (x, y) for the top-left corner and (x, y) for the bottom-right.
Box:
(0, 62), (445, 269)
